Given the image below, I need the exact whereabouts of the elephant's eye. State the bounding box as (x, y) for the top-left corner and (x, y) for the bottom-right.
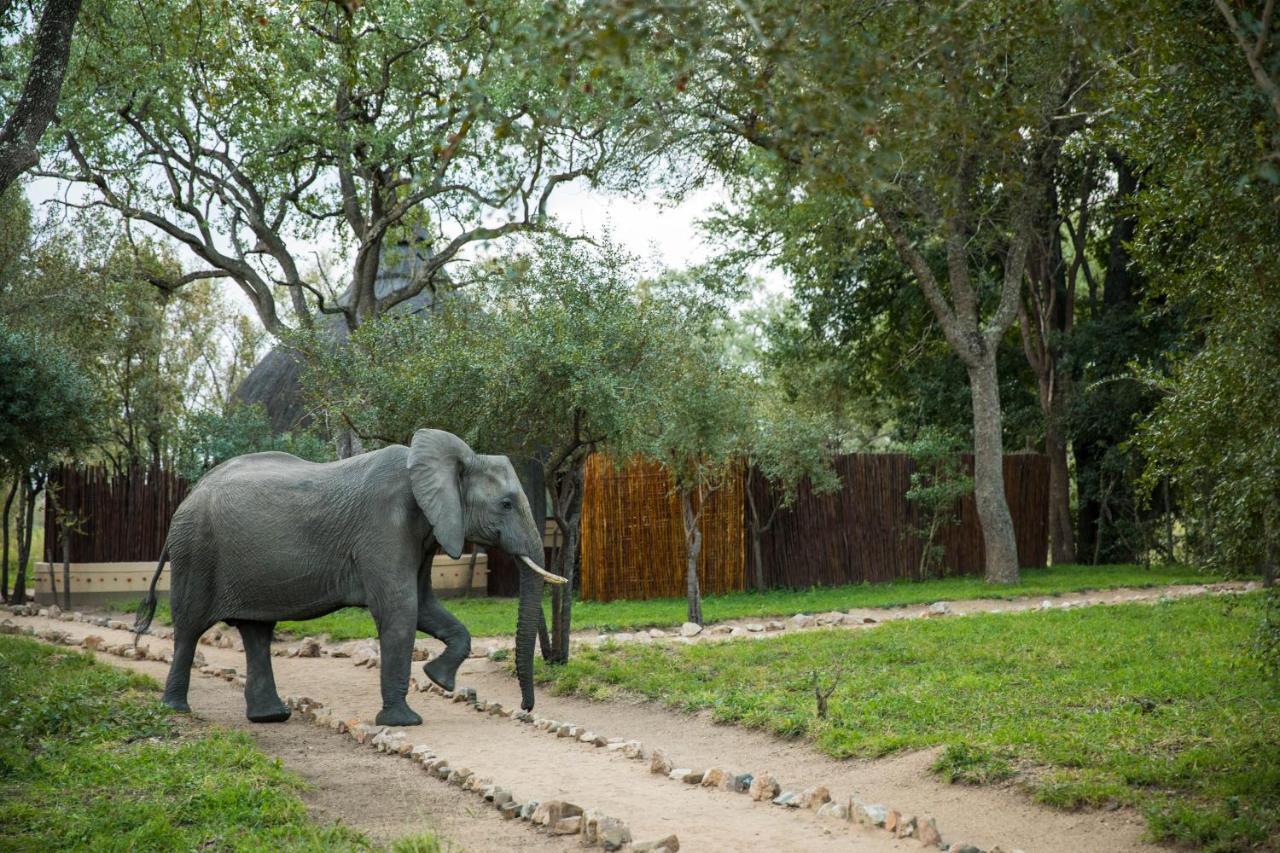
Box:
(501, 498), (513, 510)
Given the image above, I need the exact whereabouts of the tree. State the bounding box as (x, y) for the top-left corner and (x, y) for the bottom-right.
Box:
(303, 236), (701, 660)
(722, 299), (844, 589)
(0, 0), (82, 192)
(586, 1), (1117, 581)
(1128, 0), (1280, 578)
(174, 403), (334, 483)
(0, 327), (97, 603)
(46, 0), (654, 336)
(642, 305), (749, 624)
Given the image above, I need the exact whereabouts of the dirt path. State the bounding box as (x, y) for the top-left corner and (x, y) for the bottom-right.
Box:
(9, 596), (1190, 853)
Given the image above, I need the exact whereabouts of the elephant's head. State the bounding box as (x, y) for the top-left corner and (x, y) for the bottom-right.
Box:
(408, 428), (564, 710)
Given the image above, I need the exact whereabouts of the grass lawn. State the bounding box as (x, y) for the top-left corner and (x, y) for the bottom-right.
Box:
(533, 592), (1278, 852)
(263, 562), (1213, 641)
(0, 635), (440, 852)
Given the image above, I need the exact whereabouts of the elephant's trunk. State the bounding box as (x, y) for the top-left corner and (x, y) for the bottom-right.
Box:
(515, 562), (545, 711)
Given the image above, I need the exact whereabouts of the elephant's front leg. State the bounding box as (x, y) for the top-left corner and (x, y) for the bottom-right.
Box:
(371, 605), (423, 727)
(418, 592), (472, 692)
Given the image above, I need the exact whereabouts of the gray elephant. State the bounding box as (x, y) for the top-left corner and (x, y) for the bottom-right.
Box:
(133, 428), (564, 726)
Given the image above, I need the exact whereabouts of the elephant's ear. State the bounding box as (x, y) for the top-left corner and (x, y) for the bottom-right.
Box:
(408, 429), (473, 559)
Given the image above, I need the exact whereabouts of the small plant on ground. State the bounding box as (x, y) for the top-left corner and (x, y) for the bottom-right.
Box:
(905, 428), (974, 580)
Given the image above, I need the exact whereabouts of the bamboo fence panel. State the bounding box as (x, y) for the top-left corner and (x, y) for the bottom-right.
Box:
(44, 464), (189, 563)
(579, 454), (745, 602)
(749, 452), (1049, 588)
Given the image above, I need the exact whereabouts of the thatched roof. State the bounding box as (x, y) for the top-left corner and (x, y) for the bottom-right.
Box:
(232, 236), (437, 433)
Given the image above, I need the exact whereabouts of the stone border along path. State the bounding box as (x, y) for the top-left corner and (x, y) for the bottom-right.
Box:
(262, 580), (1255, 666)
(2, 581), (1257, 852)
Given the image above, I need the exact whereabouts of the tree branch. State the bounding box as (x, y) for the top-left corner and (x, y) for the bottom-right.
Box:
(0, 0), (83, 192)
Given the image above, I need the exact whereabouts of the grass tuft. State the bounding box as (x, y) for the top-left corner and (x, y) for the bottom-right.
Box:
(932, 743), (1016, 785)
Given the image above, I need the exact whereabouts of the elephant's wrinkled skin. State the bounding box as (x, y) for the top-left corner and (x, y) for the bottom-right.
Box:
(133, 429), (558, 726)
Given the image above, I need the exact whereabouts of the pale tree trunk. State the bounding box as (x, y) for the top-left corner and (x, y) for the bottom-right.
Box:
(878, 193), (1031, 585)
(968, 355), (1021, 583)
(1045, 424), (1074, 563)
(680, 489), (704, 625)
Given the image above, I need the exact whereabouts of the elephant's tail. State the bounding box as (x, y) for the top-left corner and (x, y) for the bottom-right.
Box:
(133, 545), (169, 645)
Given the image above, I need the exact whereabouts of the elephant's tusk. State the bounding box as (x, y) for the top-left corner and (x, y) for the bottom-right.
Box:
(521, 555), (568, 585)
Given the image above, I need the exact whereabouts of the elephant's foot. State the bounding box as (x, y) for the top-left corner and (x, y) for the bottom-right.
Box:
(245, 698), (291, 723)
(162, 695), (191, 713)
(376, 701), (423, 727)
(423, 658), (457, 692)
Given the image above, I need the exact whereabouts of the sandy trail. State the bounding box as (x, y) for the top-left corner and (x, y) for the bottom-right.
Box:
(11, 590), (1197, 853)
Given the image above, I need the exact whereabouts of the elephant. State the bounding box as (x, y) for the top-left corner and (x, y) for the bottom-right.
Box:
(132, 428), (565, 727)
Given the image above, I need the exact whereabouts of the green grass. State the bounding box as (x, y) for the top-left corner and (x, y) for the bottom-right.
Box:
(118, 563), (1218, 642)
(266, 563), (1212, 641)
(531, 593), (1278, 852)
(0, 635), (439, 852)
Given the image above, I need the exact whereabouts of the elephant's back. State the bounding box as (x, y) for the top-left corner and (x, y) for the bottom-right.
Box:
(166, 446), (410, 562)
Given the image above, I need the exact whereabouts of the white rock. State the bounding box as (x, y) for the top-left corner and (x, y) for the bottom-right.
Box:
(679, 622), (702, 637)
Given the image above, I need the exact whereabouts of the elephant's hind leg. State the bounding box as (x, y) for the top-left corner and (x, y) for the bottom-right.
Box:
(162, 628), (199, 713)
(234, 620), (290, 723)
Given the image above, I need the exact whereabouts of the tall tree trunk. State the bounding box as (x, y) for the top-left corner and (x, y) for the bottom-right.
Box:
(680, 489), (704, 625)
(744, 472), (767, 591)
(13, 472), (41, 605)
(1, 476), (16, 603)
(1045, 423), (1075, 564)
(62, 525), (71, 610)
(0, 0), (83, 193)
(1020, 174), (1078, 565)
(968, 354), (1020, 583)
(549, 460), (584, 664)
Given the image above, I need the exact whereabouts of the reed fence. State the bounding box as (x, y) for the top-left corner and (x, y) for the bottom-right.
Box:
(748, 453), (1049, 588)
(44, 464), (188, 563)
(579, 455), (746, 602)
(44, 451), (1049, 602)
